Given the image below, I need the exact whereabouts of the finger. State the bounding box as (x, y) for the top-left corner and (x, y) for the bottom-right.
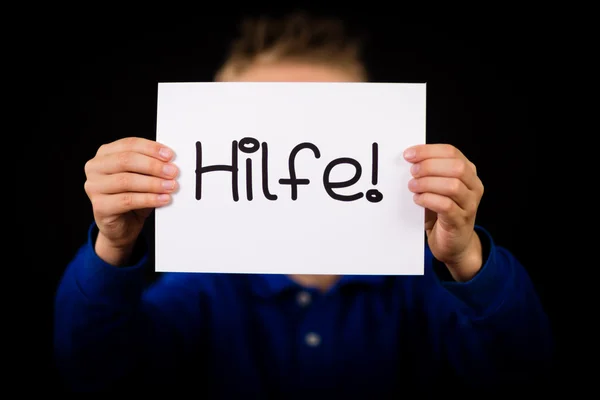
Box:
(410, 158), (480, 190)
(408, 177), (471, 210)
(92, 192), (172, 215)
(403, 143), (466, 162)
(413, 192), (462, 222)
(89, 152), (179, 178)
(96, 137), (174, 161)
(404, 143), (477, 175)
(85, 173), (178, 195)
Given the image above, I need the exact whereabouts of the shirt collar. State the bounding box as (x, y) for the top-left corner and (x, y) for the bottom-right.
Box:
(248, 273), (387, 298)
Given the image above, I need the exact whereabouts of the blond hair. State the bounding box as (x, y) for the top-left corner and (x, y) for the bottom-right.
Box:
(215, 12), (367, 81)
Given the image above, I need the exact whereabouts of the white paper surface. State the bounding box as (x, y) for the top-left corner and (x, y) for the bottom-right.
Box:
(155, 82), (425, 275)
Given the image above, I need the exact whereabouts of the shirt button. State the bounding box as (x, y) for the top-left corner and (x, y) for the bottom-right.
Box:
(304, 332), (321, 347)
(296, 291), (312, 307)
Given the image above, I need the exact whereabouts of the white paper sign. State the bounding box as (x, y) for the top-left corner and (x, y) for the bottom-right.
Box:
(155, 82), (425, 275)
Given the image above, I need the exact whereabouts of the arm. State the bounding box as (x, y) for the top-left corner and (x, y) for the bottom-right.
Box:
(418, 227), (553, 388)
(54, 224), (208, 392)
(403, 144), (552, 388)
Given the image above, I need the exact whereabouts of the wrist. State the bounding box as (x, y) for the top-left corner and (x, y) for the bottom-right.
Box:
(94, 231), (135, 267)
(445, 231), (483, 282)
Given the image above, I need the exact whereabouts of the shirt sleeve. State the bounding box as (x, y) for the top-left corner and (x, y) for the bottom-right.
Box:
(54, 223), (208, 392)
(436, 226), (509, 314)
(417, 226), (553, 389)
(73, 223), (148, 304)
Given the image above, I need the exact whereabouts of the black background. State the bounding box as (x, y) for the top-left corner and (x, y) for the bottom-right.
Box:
(22, 8), (551, 391)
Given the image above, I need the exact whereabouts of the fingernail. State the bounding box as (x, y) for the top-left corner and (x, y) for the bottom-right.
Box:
(408, 179), (417, 189)
(411, 163), (420, 174)
(159, 147), (172, 159)
(404, 148), (416, 160)
(163, 164), (177, 176)
(158, 194), (170, 203)
(162, 180), (176, 190)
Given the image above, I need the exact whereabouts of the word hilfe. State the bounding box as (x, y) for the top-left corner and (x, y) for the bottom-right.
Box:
(195, 137), (383, 203)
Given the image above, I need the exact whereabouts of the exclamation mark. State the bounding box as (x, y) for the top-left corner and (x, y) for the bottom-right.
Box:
(366, 142), (383, 203)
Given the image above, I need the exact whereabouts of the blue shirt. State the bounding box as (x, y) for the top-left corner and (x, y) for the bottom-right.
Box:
(53, 223), (553, 395)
